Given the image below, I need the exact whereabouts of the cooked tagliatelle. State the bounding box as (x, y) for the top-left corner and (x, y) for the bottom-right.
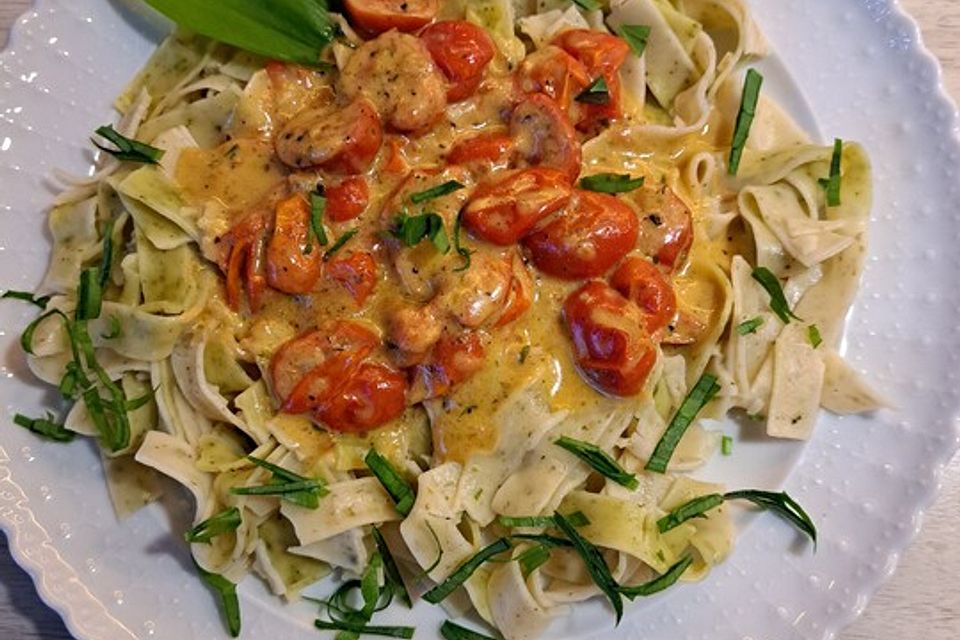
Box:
(7, 0), (886, 638)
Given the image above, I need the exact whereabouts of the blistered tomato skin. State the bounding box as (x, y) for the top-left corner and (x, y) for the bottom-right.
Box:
(523, 190), (639, 280)
(326, 176), (370, 222)
(314, 362), (408, 433)
(344, 0), (439, 34)
(610, 256), (678, 337)
(421, 21), (496, 102)
(563, 281), (658, 397)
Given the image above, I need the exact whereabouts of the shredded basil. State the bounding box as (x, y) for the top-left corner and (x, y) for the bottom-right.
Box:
(724, 489), (817, 545)
(99, 219), (115, 289)
(93, 125), (164, 164)
(818, 138), (843, 207)
(365, 449), (416, 516)
(728, 69), (764, 175)
(497, 512), (590, 529)
(553, 512), (623, 623)
(75, 267), (103, 321)
(391, 212), (450, 254)
(808, 324), (823, 348)
(13, 413), (74, 443)
(232, 456), (327, 508)
(410, 180), (464, 204)
(314, 620), (414, 638)
(616, 24), (652, 58)
(101, 316), (122, 340)
(579, 173), (645, 194)
(324, 229), (358, 261)
(453, 210), (474, 272)
(721, 435), (733, 456)
(751, 267), (801, 324)
(516, 544), (552, 577)
(372, 527), (412, 607)
(308, 191), (329, 253)
(195, 562), (241, 638)
(572, 0), (602, 11)
(619, 555), (693, 599)
(2, 290), (50, 309)
(440, 620), (499, 640)
(736, 316), (764, 336)
(423, 538), (511, 604)
(576, 76), (611, 105)
(554, 436), (639, 490)
(645, 373), (722, 474)
(185, 507), (241, 544)
(657, 494), (724, 533)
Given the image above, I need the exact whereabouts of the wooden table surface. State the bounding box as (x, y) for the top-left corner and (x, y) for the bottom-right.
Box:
(1, 1), (959, 639)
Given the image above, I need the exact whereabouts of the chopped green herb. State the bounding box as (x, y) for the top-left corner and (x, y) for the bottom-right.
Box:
(440, 620), (499, 640)
(646, 373), (722, 474)
(2, 290), (50, 309)
(185, 507), (241, 544)
(579, 173), (645, 194)
(307, 191), (329, 253)
(75, 268), (103, 321)
(572, 0), (602, 11)
(619, 555), (693, 599)
(391, 212), (450, 254)
(232, 456), (327, 508)
(99, 219), (115, 289)
(101, 316), (122, 340)
(313, 620), (414, 638)
(736, 316), (764, 336)
(818, 138), (843, 207)
(93, 125), (164, 164)
(195, 562), (241, 638)
(453, 211), (474, 272)
(516, 544), (552, 577)
(372, 527), (411, 607)
(553, 512), (623, 623)
(324, 229), (358, 261)
(728, 69), (764, 175)
(721, 435), (733, 456)
(361, 552), (384, 619)
(365, 449), (416, 516)
(808, 324), (823, 348)
(724, 489), (817, 545)
(497, 511), (590, 529)
(423, 538), (511, 604)
(509, 533), (573, 549)
(13, 413), (74, 443)
(751, 267), (801, 324)
(616, 24), (652, 57)
(410, 180), (464, 204)
(554, 436), (639, 490)
(576, 76), (610, 105)
(657, 493), (724, 533)
(20, 309), (65, 355)
(230, 479), (326, 496)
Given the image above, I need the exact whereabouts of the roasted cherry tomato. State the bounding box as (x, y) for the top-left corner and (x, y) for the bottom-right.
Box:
(221, 210), (269, 312)
(463, 167), (573, 245)
(563, 281), (657, 397)
(416, 331), (486, 399)
(275, 97), (383, 173)
(447, 132), (515, 172)
(326, 176), (370, 222)
(344, 0), (438, 34)
(421, 21), (496, 102)
(314, 362), (408, 433)
(553, 29), (631, 132)
(271, 321), (380, 409)
(524, 190), (639, 280)
(610, 256), (677, 337)
(628, 184), (695, 271)
(265, 194), (323, 295)
(515, 45), (590, 111)
(510, 93), (582, 183)
(326, 251), (378, 306)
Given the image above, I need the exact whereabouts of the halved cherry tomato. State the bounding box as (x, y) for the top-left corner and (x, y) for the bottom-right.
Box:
(563, 281), (657, 397)
(416, 331), (486, 399)
(275, 97), (383, 173)
(524, 190), (639, 280)
(515, 46), (590, 111)
(463, 167), (573, 245)
(314, 362), (407, 433)
(326, 251), (378, 306)
(421, 21), (495, 102)
(553, 29), (631, 133)
(221, 210), (269, 312)
(628, 184), (694, 271)
(510, 93), (582, 183)
(344, 0), (439, 34)
(265, 194), (323, 295)
(270, 321), (380, 408)
(282, 350), (365, 415)
(610, 256), (677, 337)
(327, 176), (370, 222)
(447, 132), (515, 172)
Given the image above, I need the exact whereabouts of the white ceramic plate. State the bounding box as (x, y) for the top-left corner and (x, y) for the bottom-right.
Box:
(1, 1), (959, 639)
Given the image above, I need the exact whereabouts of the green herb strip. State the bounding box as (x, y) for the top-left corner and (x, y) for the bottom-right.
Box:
(721, 435), (733, 456)
(576, 76), (611, 105)
(313, 620), (414, 638)
(324, 229), (358, 261)
(233, 456), (327, 508)
(409, 180), (464, 204)
(516, 544), (552, 577)
(657, 494), (724, 533)
(2, 290), (50, 309)
(497, 511), (590, 529)
(808, 324), (823, 348)
(818, 138), (843, 207)
(93, 125), (164, 164)
(554, 436), (639, 489)
(365, 449), (416, 516)
(645, 373), (722, 474)
(728, 69), (764, 175)
(13, 413), (74, 443)
(553, 512), (623, 623)
(572, 0), (602, 12)
(75, 268), (103, 321)
(751, 267), (801, 324)
(619, 555), (693, 599)
(185, 507), (241, 544)
(196, 562), (241, 638)
(453, 210), (474, 272)
(423, 538), (511, 604)
(578, 173), (645, 194)
(392, 212), (450, 254)
(372, 527), (412, 607)
(440, 620), (499, 640)
(616, 24), (652, 57)
(308, 192), (329, 252)
(724, 489), (817, 545)
(736, 316), (764, 335)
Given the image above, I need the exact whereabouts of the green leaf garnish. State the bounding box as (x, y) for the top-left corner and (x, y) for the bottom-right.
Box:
(751, 267), (801, 324)
(553, 512), (623, 623)
(576, 76), (611, 105)
(93, 125), (164, 164)
(497, 511), (590, 529)
(818, 138), (843, 207)
(410, 180), (464, 205)
(314, 620), (414, 638)
(736, 316), (764, 336)
(619, 555), (693, 599)
(195, 562), (241, 638)
(579, 173), (645, 194)
(440, 620), (499, 640)
(554, 436), (639, 490)
(616, 24), (652, 58)
(185, 507), (242, 544)
(102, 316), (122, 340)
(657, 494), (724, 533)
(2, 290), (50, 309)
(232, 456), (328, 508)
(75, 267), (103, 321)
(721, 435), (733, 456)
(13, 413), (74, 443)
(324, 229), (358, 261)
(391, 212), (450, 254)
(308, 191), (329, 253)
(372, 527), (412, 607)
(423, 538), (511, 604)
(453, 210), (474, 272)
(645, 373), (722, 474)
(724, 489), (817, 545)
(142, 0), (335, 66)
(516, 544), (552, 577)
(20, 309), (66, 355)
(808, 324), (823, 348)
(572, 0), (602, 11)
(365, 449), (416, 517)
(99, 219), (115, 289)
(728, 69), (763, 175)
